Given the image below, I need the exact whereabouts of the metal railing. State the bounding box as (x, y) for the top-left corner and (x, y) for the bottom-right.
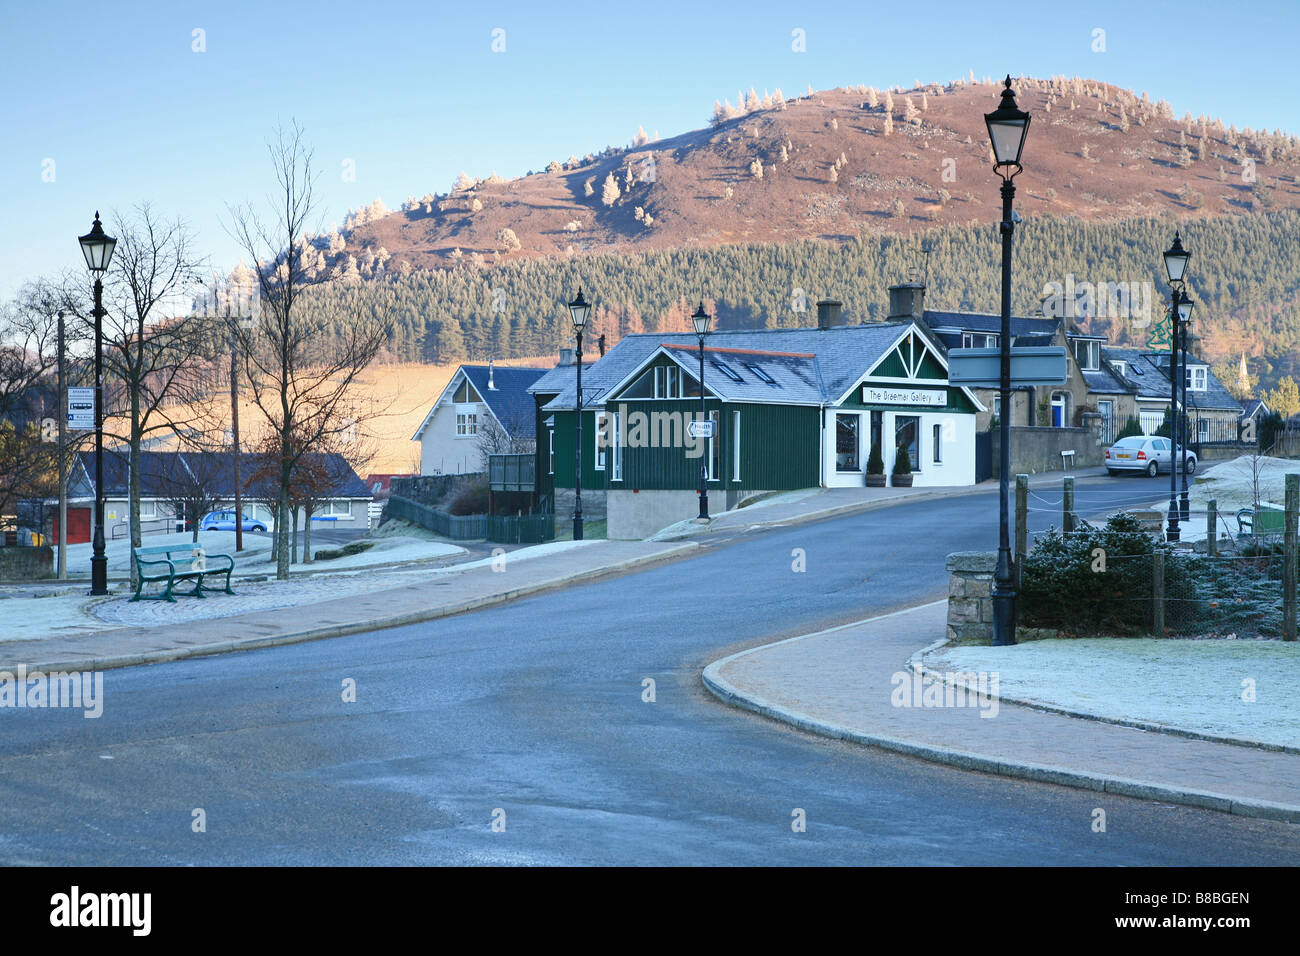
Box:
(387, 494), (554, 544)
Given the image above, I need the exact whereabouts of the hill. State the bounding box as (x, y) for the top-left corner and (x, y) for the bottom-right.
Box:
(334, 75), (1300, 272)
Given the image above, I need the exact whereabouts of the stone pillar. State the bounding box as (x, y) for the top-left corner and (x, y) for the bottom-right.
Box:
(945, 551), (996, 644)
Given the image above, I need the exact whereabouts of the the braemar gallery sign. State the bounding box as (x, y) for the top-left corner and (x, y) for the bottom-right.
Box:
(861, 385), (947, 407)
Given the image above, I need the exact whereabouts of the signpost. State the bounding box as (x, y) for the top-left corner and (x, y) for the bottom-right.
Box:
(67, 387), (94, 431)
(946, 346), (1069, 387)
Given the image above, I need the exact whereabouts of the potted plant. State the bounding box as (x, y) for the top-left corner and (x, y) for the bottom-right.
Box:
(891, 441), (913, 487)
(865, 441), (886, 487)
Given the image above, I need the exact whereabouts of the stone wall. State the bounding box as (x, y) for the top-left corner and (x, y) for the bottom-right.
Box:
(991, 421), (1103, 477)
(946, 551), (995, 644)
(0, 546), (54, 581)
(391, 473), (483, 507)
(553, 488), (607, 525)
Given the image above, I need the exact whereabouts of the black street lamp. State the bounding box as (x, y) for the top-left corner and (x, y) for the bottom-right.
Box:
(1162, 232), (1190, 542)
(568, 288), (591, 541)
(692, 302), (712, 520)
(1177, 292), (1195, 523)
(984, 76), (1030, 647)
(78, 212), (116, 595)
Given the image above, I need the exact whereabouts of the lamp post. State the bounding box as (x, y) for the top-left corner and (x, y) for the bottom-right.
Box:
(1177, 293), (1195, 523)
(568, 289), (591, 541)
(692, 302), (712, 520)
(78, 212), (116, 596)
(984, 76), (1030, 647)
(226, 297), (258, 552)
(1162, 232), (1190, 542)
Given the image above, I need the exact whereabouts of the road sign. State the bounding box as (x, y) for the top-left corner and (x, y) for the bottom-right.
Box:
(946, 346), (1069, 387)
(67, 388), (94, 430)
(688, 420), (715, 439)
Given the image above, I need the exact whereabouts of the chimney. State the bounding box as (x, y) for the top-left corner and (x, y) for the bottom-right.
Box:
(816, 299), (843, 329)
(487, 358), (496, 389)
(558, 347), (574, 366)
(598, 333), (606, 357)
(887, 279), (926, 321)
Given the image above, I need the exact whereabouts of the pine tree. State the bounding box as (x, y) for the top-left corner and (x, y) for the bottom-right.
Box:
(601, 172), (620, 206)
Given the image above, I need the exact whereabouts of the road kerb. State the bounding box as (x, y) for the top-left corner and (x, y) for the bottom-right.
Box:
(701, 610), (1300, 824)
(20, 542), (698, 674)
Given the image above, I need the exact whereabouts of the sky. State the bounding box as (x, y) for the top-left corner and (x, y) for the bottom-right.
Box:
(2, 0), (1297, 301)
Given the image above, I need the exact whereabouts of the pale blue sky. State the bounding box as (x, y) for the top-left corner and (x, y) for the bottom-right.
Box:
(1, 0), (1296, 299)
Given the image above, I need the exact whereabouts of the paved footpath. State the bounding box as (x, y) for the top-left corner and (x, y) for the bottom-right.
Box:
(704, 601), (1300, 822)
(1, 540), (694, 673)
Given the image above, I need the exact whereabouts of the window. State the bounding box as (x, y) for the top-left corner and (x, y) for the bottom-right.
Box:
(992, 395), (1002, 419)
(594, 412), (607, 470)
(548, 428), (555, 475)
(453, 379), (482, 403)
(836, 414), (860, 472)
(895, 415), (920, 471)
(139, 499), (157, 519)
(610, 411), (623, 481)
(744, 363), (775, 384)
(933, 423), (943, 463)
(1198, 418), (1209, 441)
(325, 500), (352, 517)
(455, 410), (477, 436)
(1186, 366), (1208, 392)
(712, 360), (743, 383)
(962, 332), (998, 349)
(708, 410), (720, 481)
(732, 410), (741, 481)
(1073, 340), (1100, 371)
(1111, 360), (1126, 378)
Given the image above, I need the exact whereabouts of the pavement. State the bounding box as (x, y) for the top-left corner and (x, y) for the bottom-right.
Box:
(0, 539), (696, 673)
(652, 467), (1112, 541)
(703, 601), (1300, 823)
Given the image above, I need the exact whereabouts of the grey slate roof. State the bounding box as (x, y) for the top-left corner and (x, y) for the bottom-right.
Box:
(1240, 398), (1270, 420)
(526, 361), (595, 398)
(1102, 347), (1243, 411)
(922, 310), (1059, 345)
(72, 450), (371, 500)
(460, 365), (550, 440)
(540, 323), (919, 411)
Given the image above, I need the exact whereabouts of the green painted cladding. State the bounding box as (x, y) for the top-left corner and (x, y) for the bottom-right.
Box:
(551, 400), (819, 492)
(549, 409), (604, 491)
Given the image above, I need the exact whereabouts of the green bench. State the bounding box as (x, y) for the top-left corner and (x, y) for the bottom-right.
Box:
(131, 544), (236, 602)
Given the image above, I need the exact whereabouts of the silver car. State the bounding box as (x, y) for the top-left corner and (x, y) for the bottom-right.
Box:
(1105, 435), (1197, 477)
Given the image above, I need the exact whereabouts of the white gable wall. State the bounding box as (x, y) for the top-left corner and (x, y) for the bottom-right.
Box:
(419, 400), (486, 475)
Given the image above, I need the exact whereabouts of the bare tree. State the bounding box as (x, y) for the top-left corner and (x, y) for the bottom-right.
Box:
(156, 450), (227, 544)
(56, 205), (209, 584)
(227, 122), (391, 579)
(475, 392), (536, 469)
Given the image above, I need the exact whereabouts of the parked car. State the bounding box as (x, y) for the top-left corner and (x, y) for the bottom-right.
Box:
(1105, 435), (1197, 477)
(197, 510), (267, 532)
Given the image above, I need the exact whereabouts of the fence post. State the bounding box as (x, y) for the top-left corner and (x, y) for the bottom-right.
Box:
(1063, 475), (1075, 534)
(1152, 551), (1165, 637)
(1206, 498), (1217, 558)
(1285, 474), (1297, 642)
(1015, 474), (1028, 585)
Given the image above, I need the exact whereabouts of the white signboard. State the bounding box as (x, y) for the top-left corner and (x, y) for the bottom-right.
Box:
(861, 385), (947, 407)
(67, 388), (94, 430)
(688, 420), (715, 439)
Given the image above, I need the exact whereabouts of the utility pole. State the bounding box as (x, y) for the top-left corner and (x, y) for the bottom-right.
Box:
(57, 310), (67, 580)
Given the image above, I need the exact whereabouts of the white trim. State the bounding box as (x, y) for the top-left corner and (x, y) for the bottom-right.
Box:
(732, 409), (741, 481)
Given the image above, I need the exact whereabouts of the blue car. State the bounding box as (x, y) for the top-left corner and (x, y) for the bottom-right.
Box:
(199, 510), (267, 532)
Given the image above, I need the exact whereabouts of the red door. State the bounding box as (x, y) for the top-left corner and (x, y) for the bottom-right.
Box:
(53, 508), (92, 545)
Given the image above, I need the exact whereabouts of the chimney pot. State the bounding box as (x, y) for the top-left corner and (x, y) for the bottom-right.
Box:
(887, 280), (926, 321)
(558, 347), (574, 366)
(816, 299), (843, 329)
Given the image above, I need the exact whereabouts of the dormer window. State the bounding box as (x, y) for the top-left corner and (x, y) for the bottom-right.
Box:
(1073, 340), (1100, 371)
(1111, 360), (1126, 378)
(1185, 366), (1208, 392)
(962, 332), (998, 349)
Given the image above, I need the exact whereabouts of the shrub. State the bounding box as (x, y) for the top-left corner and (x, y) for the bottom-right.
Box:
(867, 442), (884, 475)
(313, 540), (374, 561)
(1115, 417), (1144, 440)
(892, 441), (911, 475)
(445, 475), (489, 516)
(1019, 513), (1195, 635)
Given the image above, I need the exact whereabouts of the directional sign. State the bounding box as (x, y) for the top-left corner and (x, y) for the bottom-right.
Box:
(67, 388), (94, 430)
(946, 346), (1069, 387)
(688, 420), (715, 439)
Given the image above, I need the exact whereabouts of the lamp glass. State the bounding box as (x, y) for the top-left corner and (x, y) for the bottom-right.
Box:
(78, 215), (117, 273)
(568, 290), (590, 333)
(691, 304), (711, 337)
(1163, 234), (1190, 284)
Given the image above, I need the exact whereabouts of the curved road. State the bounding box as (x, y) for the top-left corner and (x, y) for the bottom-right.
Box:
(2, 475), (1295, 864)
